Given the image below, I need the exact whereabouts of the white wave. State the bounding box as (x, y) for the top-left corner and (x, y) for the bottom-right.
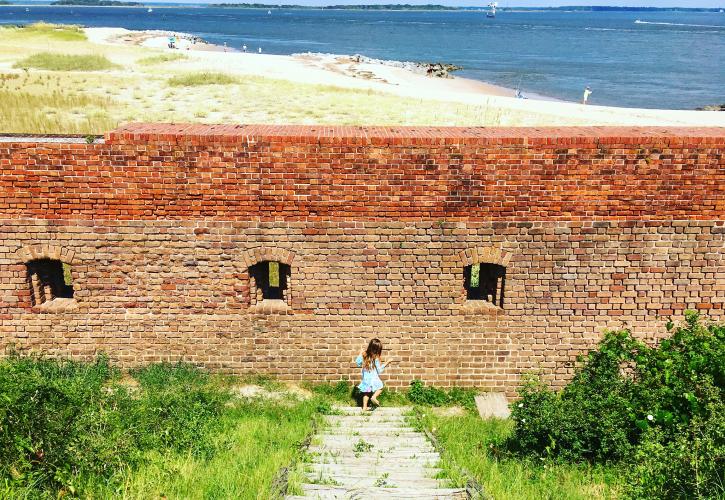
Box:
(634, 20), (724, 28)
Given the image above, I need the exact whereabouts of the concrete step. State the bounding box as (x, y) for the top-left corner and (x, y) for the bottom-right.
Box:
(299, 484), (467, 499)
(306, 462), (443, 478)
(304, 473), (445, 489)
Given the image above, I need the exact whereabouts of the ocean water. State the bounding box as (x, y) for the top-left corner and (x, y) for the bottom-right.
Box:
(1, 6), (724, 109)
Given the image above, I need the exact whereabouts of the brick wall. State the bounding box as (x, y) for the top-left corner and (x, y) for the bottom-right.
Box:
(1, 124), (723, 392)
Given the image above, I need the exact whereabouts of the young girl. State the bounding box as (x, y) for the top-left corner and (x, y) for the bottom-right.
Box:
(354, 338), (393, 411)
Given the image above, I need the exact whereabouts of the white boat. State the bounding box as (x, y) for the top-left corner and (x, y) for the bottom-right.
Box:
(147, 8), (153, 12)
(486, 2), (497, 18)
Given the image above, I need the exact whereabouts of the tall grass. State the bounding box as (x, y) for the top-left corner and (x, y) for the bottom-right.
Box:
(137, 53), (188, 66)
(167, 72), (238, 86)
(14, 53), (117, 71)
(0, 90), (117, 134)
(0, 355), (323, 498)
(0, 23), (87, 42)
(413, 412), (622, 499)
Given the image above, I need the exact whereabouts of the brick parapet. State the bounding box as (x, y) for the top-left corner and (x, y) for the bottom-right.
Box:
(1, 124), (723, 221)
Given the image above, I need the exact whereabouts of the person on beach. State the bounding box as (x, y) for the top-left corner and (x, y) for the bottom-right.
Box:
(242, 44), (247, 53)
(354, 339), (393, 411)
(582, 86), (592, 104)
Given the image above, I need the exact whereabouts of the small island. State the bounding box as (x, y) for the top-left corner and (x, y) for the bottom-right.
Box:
(52, 0), (144, 5)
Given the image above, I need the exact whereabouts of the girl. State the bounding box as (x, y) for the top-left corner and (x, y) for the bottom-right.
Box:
(354, 338), (393, 411)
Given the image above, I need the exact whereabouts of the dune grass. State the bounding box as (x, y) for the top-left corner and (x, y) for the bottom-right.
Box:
(14, 52), (117, 71)
(413, 411), (623, 500)
(137, 52), (188, 66)
(168, 72), (238, 86)
(0, 89), (117, 134)
(1, 22), (86, 42)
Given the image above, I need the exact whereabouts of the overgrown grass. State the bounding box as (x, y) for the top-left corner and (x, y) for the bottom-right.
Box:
(137, 53), (188, 66)
(1, 23), (87, 42)
(0, 89), (117, 134)
(0, 355), (321, 498)
(14, 52), (117, 71)
(413, 411), (622, 499)
(167, 72), (238, 86)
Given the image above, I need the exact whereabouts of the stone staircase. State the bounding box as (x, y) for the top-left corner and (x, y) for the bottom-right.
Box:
(288, 406), (468, 499)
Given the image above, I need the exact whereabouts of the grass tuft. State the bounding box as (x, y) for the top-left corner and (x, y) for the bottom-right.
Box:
(1, 22), (87, 42)
(137, 53), (188, 66)
(167, 72), (238, 87)
(13, 53), (117, 71)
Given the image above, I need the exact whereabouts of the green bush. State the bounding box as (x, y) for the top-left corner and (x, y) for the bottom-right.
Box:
(509, 312), (724, 497)
(0, 355), (230, 496)
(408, 379), (477, 411)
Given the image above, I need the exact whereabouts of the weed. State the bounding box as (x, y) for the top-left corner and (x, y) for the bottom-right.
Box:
(352, 439), (374, 457)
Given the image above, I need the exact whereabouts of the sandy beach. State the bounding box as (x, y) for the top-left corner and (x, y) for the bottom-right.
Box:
(84, 26), (725, 127)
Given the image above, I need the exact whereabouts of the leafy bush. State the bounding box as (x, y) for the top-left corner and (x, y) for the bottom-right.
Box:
(509, 312), (724, 498)
(13, 53), (117, 71)
(167, 72), (238, 86)
(0, 355), (230, 496)
(408, 379), (477, 411)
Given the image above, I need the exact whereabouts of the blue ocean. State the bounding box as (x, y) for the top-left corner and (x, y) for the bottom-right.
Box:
(1, 5), (724, 109)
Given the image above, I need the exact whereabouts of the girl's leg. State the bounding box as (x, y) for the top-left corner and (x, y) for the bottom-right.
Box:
(362, 393), (370, 411)
(371, 389), (382, 406)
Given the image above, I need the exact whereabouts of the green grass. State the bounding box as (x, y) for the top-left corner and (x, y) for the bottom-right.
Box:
(413, 411), (623, 499)
(0, 355), (322, 499)
(137, 53), (188, 66)
(167, 72), (238, 86)
(0, 89), (117, 134)
(112, 398), (321, 499)
(1, 23), (87, 42)
(13, 53), (117, 71)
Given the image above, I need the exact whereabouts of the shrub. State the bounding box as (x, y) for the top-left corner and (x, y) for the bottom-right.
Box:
(167, 72), (238, 86)
(625, 403), (725, 499)
(13, 53), (117, 71)
(408, 379), (477, 411)
(0, 355), (231, 496)
(509, 313), (724, 498)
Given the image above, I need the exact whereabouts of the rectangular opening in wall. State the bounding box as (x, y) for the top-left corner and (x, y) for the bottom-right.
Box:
(464, 263), (505, 307)
(26, 259), (74, 306)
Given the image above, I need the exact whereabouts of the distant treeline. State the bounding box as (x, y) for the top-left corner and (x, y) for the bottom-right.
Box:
(210, 4), (725, 12)
(502, 6), (725, 12)
(211, 3), (457, 9)
(51, 0), (143, 5)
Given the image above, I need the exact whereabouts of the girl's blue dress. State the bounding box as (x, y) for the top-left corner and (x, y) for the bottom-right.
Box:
(355, 355), (384, 393)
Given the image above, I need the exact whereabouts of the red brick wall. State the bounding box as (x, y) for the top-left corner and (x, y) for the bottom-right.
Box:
(1, 124), (723, 392)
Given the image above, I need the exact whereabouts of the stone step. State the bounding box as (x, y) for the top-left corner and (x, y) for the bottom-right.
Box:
(306, 462), (443, 478)
(308, 447), (439, 458)
(321, 429), (422, 437)
(304, 473), (445, 489)
(298, 484), (467, 499)
(308, 456), (440, 468)
(314, 436), (433, 447)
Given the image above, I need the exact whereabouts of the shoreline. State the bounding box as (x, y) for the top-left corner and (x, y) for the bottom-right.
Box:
(84, 26), (725, 126)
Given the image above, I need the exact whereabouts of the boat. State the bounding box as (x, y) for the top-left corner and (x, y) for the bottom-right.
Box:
(147, 7), (153, 12)
(486, 2), (497, 18)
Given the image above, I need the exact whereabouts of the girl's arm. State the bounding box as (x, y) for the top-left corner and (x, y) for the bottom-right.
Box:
(354, 351), (363, 367)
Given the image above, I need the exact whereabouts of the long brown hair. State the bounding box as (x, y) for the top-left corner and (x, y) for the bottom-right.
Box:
(362, 338), (383, 371)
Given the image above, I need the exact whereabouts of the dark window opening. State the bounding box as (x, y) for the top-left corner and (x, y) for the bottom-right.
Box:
(464, 263), (505, 307)
(249, 261), (290, 301)
(26, 259), (74, 306)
